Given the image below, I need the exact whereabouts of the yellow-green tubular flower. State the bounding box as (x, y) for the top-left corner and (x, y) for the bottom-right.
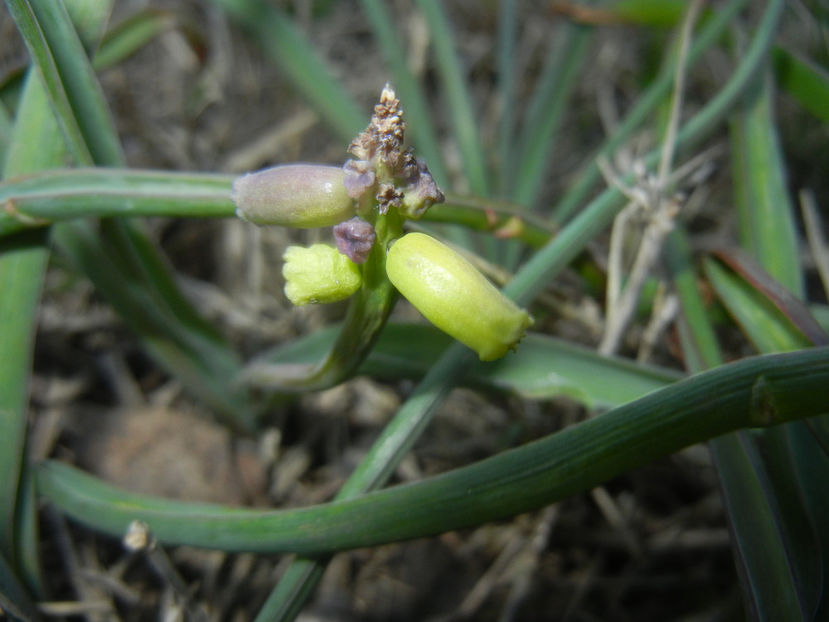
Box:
(233, 164), (354, 227)
(386, 232), (532, 361)
(282, 244), (361, 305)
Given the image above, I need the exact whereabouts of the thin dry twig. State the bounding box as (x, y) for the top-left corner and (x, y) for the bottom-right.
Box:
(599, 0), (703, 355)
(637, 289), (679, 363)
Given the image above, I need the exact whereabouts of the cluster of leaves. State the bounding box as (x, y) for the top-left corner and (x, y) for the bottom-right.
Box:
(1, 0), (829, 620)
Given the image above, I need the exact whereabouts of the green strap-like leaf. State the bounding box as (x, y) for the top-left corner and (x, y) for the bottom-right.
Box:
(246, 322), (682, 407)
(36, 347), (829, 554)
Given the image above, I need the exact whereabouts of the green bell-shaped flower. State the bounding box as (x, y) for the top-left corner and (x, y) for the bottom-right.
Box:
(386, 232), (532, 361)
(233, 164), (354, 228)
(282, 244), (361, 306)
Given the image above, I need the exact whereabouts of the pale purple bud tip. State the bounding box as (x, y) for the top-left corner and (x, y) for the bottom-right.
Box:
(342, 159), (375, 199)
(333, 217), (376, 263)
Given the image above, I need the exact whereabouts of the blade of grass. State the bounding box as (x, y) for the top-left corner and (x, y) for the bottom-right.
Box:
(0, 1), (120, 593)
(0, 60), (79, 599)
(93, 9), (175, 69)
(714, 249), (828, 345)
(210, 0), (364, 144)
(704, 258), (812, 352)
(5, 0), (93, 165)
(512, 23), (592, 208)
(727, 48), (829, 618)
(0, 228), (48, 581)
(729, 69), (802, 296)
(0, 0), (118, 592)
(712, 430), (821, 620)
(495, 0), (517, 196)
(0, 168), (236, 235)
(773, 45), (829, 122)
(416, 0), (489, 197)
(0, 100), (12, 163)
(669, 227), (822, 621)
(0, 549), (39, 622)
(36, 346), (829, 553)
(247, 322), (681, 407)
(26, 0), (123, 166)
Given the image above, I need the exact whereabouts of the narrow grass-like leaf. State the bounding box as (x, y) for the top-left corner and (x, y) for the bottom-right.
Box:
(0, 168), (236, 235)
(787, 420), (829, 620)
(246, 323), (681, 406)
(416, 0), (489, 196)
(495, 0), (517, 195)
(512, 24), (592, 208)
(711, 46), (826, 618)
(0, 100), (12, 163)
(704, 258), (812, 352)
(358, 0), (448, 188)
(1, 0), (116, 594)
(729, 53), (829, 619)
(773, 46), (829, 122)
(26, 0), (123, 165)
(5, 0), (92, 165)
(0, 49), (73, 594)
(715, 249), (828, 345)
(665, 228), (721, 370)
(0, 229), (47, 574)
(608, 0), (687, 27)
(36, 346), (829, 553)
(93, 9), (175, 69)
(669, 228), (823, 622)
(210, 0), (363, 144)
(729, 70), (802, 296)
(712, 432), (820, 620)
(0, 549), (39, 622)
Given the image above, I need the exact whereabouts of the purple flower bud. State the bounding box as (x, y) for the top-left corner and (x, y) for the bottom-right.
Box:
(333, 216), (376, 263)
(232, 164), (354, 228)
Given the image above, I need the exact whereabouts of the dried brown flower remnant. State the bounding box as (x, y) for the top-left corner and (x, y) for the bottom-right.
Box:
(349, 84), (406, 171)
(344, 84), (444, 220)
(376, 182), (403, 215)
